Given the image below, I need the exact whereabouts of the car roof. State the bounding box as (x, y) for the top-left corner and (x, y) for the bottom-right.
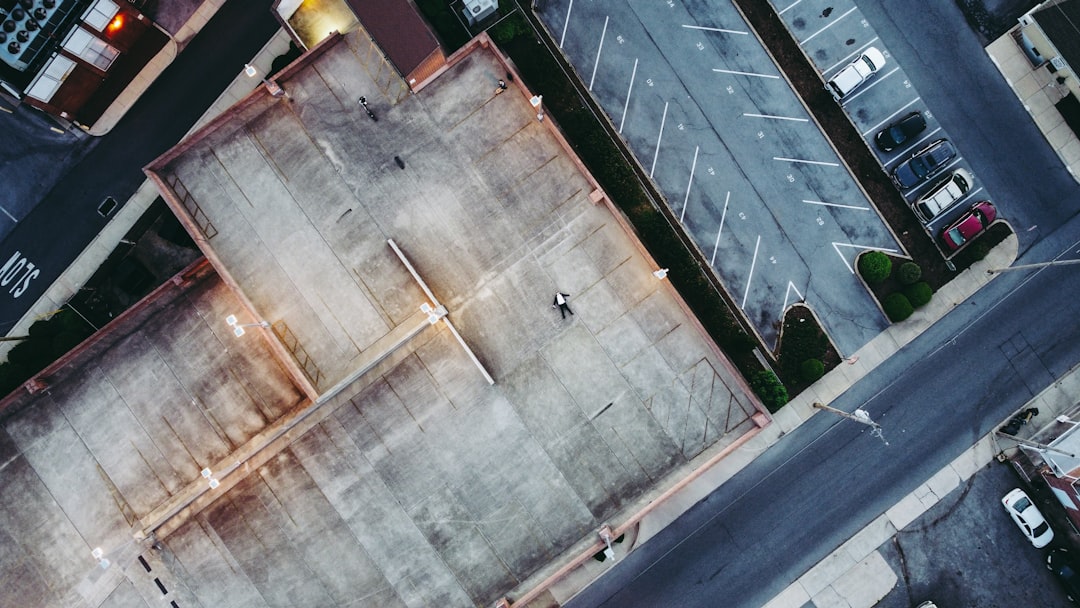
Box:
(863, 47), (885, 67)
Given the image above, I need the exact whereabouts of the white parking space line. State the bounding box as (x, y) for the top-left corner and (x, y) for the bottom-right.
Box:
(559, 0), (575, 48)
(681, 146), (700, 223)
(862, 98), (922, 137)
(710, 191), (731, 267)
(823, 38), (881, 75)
(589, 16), (610, 91)
(832, 242), (899, 274)
(782, 281), (805, 315)
(741, 234), (762, 309)
(890, 127), (943, 161)
(682, 24), (748, 35)
(800, 6), (858, 46)
(713, 68), (779, 79)
(743, 112), (807, 122)
(778, 0), (804, 15)
(803, 199), (870, 211)
(838, 66), (900, 104)
(651, 101), (669, 178)
(774, 157), (840, 167)
(0, 205), (16, 223)
(0, 105), (12, 114)
(620, 58), (638, 134)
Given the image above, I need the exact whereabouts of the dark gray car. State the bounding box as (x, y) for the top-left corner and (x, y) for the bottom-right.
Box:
(875, 111), (927, 152)
(891, 139), (957, 189)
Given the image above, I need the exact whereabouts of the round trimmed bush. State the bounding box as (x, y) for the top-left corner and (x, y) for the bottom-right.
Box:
(858, 251), (892, 284)
(799, 358), (825, 383)
(904, 282), (933, 308)
(897, 262), (922, 285)
(750, 370), (789, 412)
(883, 293), (914, 322)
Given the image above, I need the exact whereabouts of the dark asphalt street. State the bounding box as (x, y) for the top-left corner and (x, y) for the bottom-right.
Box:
(0, 1), (277, 330)
(566, 214), (1080, 608)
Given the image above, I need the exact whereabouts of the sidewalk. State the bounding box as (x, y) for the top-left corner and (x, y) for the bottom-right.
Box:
(525, 233), (1022, 608)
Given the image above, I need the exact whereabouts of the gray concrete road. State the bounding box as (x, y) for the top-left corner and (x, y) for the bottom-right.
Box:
(536, 0), (902, 356)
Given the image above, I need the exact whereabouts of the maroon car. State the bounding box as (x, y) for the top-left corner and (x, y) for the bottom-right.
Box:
(941, 201), (997, 250)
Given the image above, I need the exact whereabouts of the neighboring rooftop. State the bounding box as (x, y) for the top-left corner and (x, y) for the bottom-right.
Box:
(1031, 0), (1080, 71)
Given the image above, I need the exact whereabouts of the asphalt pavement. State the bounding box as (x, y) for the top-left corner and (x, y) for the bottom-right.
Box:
(538, 0), (902, 356)
(853, 0), (1080, 257)
(0, 0), (279, 332)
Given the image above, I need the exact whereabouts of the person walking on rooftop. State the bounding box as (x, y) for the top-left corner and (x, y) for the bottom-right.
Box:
(552, 292), (573, 318)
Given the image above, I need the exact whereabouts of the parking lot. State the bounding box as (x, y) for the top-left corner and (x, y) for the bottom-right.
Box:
(538, 0), (903, 355)
(771, 0), (996, 248)
(874, 461), (1073, 607)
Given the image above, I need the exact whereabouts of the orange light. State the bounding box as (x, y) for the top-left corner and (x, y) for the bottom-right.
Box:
(107, 14), (124, 33)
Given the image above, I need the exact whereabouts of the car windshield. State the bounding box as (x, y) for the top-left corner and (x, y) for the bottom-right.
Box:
(947, 228), (964, 244)
(1034, 520), (1051, 536)
(887, 126), (905, 142)
(1014, 496), (1032, 511)
(909, 156), (930, 178)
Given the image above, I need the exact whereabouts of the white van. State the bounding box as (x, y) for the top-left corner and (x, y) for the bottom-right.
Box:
(913, 169), (973, 223)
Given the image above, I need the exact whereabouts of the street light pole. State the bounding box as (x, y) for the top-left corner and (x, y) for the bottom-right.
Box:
(994, 431), (1077, 458)
(813, 402), (889, 445)
(244, 64), (287, 98)
(987, 258), (1080, 274)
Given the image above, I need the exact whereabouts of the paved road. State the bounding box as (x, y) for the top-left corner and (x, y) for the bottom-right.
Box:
(565, 211), (1080, 608)
(0, 101), (98, 238)
(0, 0), (278, 331)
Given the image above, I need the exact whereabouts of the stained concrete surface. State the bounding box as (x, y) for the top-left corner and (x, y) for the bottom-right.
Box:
(0, 32), (765, 608)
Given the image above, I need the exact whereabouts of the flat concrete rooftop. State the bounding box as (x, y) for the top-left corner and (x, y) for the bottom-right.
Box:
(0, 32), (766, 608)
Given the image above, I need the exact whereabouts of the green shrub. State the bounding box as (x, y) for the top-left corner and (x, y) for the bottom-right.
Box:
(750, 370), (789, 412)
(858, 251), (892, 284)
(904, 282), (933, 308)
(780, 316), (827, 364)
(883, 293), (914, 322)
(0, 361), (27, 396)
(6, 340), (52, 371)
(489, 13), (533, 44)
(897, 262), (922, 285)
(799, 358), (825, 383)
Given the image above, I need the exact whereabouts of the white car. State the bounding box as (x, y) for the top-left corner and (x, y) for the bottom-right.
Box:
(1002, 488), (1054, 548)
(827, 47), (886, 100)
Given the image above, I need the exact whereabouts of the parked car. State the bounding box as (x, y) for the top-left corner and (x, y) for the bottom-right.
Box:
(891, 139), (957, 189)
(913, 169), (974, 223)
(875, 111), (927, 152)
(1001, 488), (1054, 548)
(941, 201), (996, 250)
(1047, 548), (1080, 603)
(827, 47), (886, 100)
